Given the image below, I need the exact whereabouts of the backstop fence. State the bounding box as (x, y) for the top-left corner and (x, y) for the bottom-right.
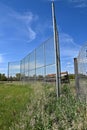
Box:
(8, 61), (20, 81)
(74, 42), (87, 101)
(21, 37), (56, 83)
(8, 2), (62, 97)
(8, 37), (56, 83)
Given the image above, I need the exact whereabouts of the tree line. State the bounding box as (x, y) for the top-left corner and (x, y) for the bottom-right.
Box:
(0, 73), (7, 81)
(0, 73), (21, 81)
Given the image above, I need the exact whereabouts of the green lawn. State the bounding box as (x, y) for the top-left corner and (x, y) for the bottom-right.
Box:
(0, 81), (87, 130)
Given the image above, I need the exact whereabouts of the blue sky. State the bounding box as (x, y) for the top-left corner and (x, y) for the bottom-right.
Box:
(0, 0), (87, 75)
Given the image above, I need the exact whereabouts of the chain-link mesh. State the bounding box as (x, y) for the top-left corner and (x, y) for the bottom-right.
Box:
(8, 2), (62, 97)
(8, 37), (57, 83)
(20, 37), (56, 83)
(8, 61), (20, 81)
(77, 42), (87, 100)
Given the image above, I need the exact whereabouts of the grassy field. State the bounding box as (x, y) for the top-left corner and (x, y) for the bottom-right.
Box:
(0, 82), (33, 130)
(0, 81), (87, 130)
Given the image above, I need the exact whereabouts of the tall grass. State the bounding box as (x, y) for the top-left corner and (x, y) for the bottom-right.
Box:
(0, 83), (33, 130)
(0, 82), (87, 130)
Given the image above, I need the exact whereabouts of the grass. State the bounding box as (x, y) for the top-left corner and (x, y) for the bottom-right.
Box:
(0, 82), (33, 130)
(0, 81), (87, 130)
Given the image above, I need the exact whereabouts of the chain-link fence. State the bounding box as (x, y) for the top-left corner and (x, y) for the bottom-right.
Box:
(8, 35), (71, 84)
(75, 42), (87, 101)
(8, 2), (62, 97)
(8, 37), (57, 83)
(20, 36), (56, 83)
(8, 61), (20, 81)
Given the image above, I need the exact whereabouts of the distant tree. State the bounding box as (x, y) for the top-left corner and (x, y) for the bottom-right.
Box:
(38, 75), (43, 79)
(16, 73), (21, 81)
(0, 73), (1, 80)
(37, 75), (43, 81)
(9, 76), (13, 82)
(69, 74), (75, 79)
(0, 73), (7, 81)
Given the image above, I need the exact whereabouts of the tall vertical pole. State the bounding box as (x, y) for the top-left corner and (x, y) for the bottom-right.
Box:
(35, 49), (36, 81)
(44, 42), (46, 83)
(20, 60), (21, 81)
(52, 1), (61, 98)
(74, 58), (79, 97)
(8, 62), (9, 82)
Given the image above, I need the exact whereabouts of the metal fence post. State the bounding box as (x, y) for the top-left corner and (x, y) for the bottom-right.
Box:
(74, 58), (79, 97)
(8, 62), (9, 82)
(35, 49), (36, 81)
(52, 2), (61, 98)
(20, 60), (22, 82)
(44, 41), (46, 83)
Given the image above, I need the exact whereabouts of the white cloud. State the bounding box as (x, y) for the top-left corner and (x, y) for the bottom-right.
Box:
(0, 53), (5, 63)
(27, 27), (36, 42)
(68, 0), (87, 8)
(54, 0), (87, 8)
(9, 11), (38, 25)
(0, 3), (38, 43)
(0, 67), (7, 72)
(10, 65), (20, 70)
(59, 33), (81, 58)
(10, 11), (38, 42)
(59, 32), (81, 73)
(66, 62), (73, 68)
(75, 3), (87, 8)
(0, 55), (3, 63)
(35, 20), (52, 38)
